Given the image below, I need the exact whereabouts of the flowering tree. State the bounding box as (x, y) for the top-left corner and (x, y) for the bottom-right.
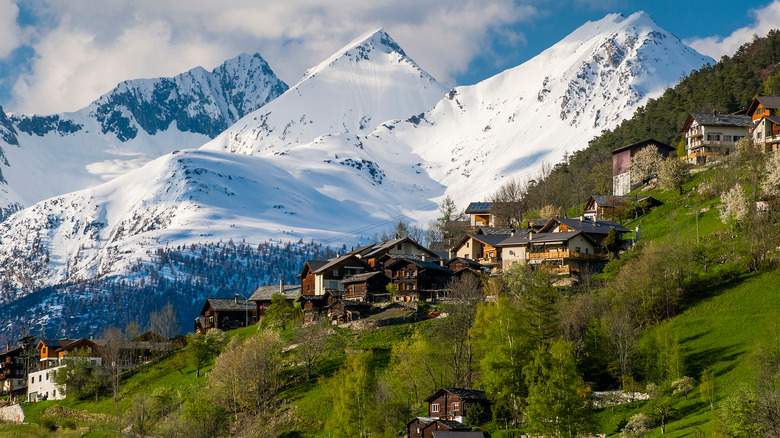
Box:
(630, 146), (663, 187)
(720, 183), (749, 232)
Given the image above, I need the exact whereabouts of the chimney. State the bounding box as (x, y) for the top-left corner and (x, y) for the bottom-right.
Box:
(234, 294), (239, 304)
(422, 255), (427, 262)
(5, 342), (9, 351)
(89, 332), (94, 341)
(279, 278), (285, 294)
(440, 259), (444, 267)
(529, 232), (533, 242)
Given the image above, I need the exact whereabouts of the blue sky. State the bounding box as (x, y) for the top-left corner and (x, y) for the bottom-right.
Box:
(0, 0), (778, 115)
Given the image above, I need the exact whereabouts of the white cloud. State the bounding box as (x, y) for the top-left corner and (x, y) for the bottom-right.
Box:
(9, 0), (540, 114)
(0, 0), (22, 58)
(685, 1), (780, 60)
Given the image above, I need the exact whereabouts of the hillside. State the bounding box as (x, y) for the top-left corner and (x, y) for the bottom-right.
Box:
(6, 159), (780, 437)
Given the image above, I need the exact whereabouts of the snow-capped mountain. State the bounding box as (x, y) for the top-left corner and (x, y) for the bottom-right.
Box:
(352, 11), (713, 209)
(0, 53), (288, 219)
(0, 14), (712, 300)
(201, 29), (446, 156)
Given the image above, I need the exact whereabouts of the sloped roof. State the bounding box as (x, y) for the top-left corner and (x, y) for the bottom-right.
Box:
(313, 254), (365, 274)
(498, 230), (592, 247)
(612, 138), (674, 154)
(477, 227), (515, 236)
(360, 237), (437, 260)
(446, 257), (483, 269)
(685, 113), (752, 130)
(340, 271), (388, 284)
(425, 387), (488, 403)
(765, 115), (780, 125)
(299, 260), (327, 278)
(384, 256), (453, 274)
(203, 298), (253, 313)
(465, 202), (492, 214)
(431, 420), (472, 431)
(540, 217), (629, 234)
(432, 431), (484, 438)
(748, 96), (780, 115)
(249, 284), (302, 301)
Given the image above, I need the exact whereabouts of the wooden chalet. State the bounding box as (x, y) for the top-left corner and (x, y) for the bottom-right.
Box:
(384, 256), (453, 302)
(0, 344), (26, 398)
(195, 296), (256, 332)
(537, 216), (629, 245)
(498, 230), (606, 275)
(36, 338), (102, 369)
(249, 281), (302, 317)
(683, 113), (751, 164)
(297, 292), (336, 325)
(583, 195), (661, 221)
(340, 271), (391, 302)
(611, 138), (675, 196)
(356, 237), (440, 269)
(298, 254), (369, 296)
(446, 257), (486, 282)
(748, 96), (780, 153)
(327, 298), (372, 324)
(424, 387), (490, 424)
(464, 202), (500, 228)
(407, 417), (472, 438)
(450, 234), (508, 271)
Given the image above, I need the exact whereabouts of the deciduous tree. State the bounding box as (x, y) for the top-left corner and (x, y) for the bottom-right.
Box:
(630, 145), (663, 187)
(659, 157), (691, 195)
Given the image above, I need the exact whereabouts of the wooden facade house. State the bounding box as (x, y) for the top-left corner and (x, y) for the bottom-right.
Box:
(583, 195), (661, 221)
(424, 387), (490, 424)
(29, 338), (102, 402)
(384, 257), (453, 302)
(249, 282), (302, 318)
(611, 138), (675, 196)
(537, 217), (629, 246)
(298, 254), (369, 296)
(498, 230), (605, 275)
(326, 299), (372, 324)
(297, 292), (336, 325)
(407, 417), (472, 438)
(357, 237), (440, 269)
(195, 296), (256, 332)
(0, 345), (26, 398)
(450, 234), (508, 271)
(340, 271), (391, 302)
(747, 96), (780, 153)
(683, 113), (751, 164)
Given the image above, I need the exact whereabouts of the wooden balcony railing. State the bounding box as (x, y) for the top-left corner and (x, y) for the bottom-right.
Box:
(527, 250), (604, 261)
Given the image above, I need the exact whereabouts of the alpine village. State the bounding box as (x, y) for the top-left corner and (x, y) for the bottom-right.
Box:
(3, 22), (780, 438)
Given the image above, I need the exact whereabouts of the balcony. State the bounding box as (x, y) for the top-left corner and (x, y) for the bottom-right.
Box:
(477, 257), (501, 266)
(527, 250), (604, 261)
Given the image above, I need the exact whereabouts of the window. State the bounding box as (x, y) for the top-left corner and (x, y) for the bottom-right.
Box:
(431, 403), (440, 413)
(39, 375), (42, 382)
(724, 135), (732, 142)
(53, 390), (56, 397)
(45, 373), (48, 380)
(397, 244), (402, 250)
(575, 247), (580, 253)
(333, 269), (338, 276)
(734, 135), (743, 141)
(452, 402), (460, 411)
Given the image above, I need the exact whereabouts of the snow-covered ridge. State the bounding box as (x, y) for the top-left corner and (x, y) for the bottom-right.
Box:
(0, 52), (288, 217)
(202, 28), (447, 156)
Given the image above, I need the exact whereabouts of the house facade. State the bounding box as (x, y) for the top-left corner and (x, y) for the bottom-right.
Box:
(424, 387), (490, 425)
(196, 297), (256, 332)
(28, 339), (102, 402)
(450, 234), (507, 271)
(0, 345), (26, 398)
(683, 113), (751, 164)
(357, 237), (440, 269)
(340, 271), (391, 302)
(498, 231), (604, 275)
(747, 96), (780, 153)
(299, 254), (369, 296)
(612, 139), (675, 196)
(384, 257), (453, 302)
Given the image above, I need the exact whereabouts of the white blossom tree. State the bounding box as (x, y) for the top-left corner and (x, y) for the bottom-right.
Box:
(763, 151), (780, 197)
(630, 146), (663, 187)
(720, 183), (749, 232)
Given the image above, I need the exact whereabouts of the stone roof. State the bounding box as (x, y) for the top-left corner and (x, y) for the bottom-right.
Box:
(340, 271), (387, 284)
(477, 227), (515, 236)
(385, 255), (452, 274)
(497, 230), (588, 246)
(689, 113), (752, 128)
(545, 217), (629, 234)
(205, 298), (253, 312)
(612, 138), (674, 154)
(249, 284), (302, 301)
(425, 387), (488, 403)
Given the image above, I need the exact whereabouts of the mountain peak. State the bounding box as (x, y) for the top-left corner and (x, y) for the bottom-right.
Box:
(301, 28), (409, 81)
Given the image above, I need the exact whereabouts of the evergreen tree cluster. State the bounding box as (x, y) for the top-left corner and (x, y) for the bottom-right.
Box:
(0, 239), (337, 344)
